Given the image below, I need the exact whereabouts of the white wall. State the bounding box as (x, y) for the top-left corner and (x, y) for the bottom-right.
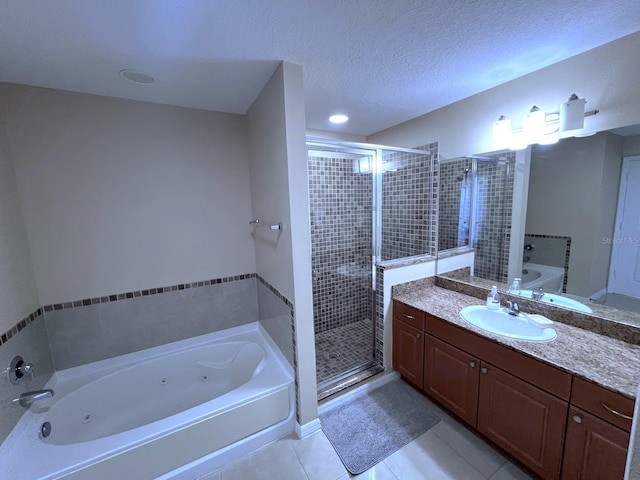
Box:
(368, 30), (640, 159)
(0, 115), (40, 332)
(526, 134), (623, 297)
(248, 63), (317, 426)
(1, 84), (255, 305)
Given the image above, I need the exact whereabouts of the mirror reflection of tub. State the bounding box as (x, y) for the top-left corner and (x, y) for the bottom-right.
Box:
(521, 263), (564, 294)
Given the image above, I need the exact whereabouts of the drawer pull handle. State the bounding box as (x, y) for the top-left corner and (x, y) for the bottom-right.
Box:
(469, 361), (476, 368)
(601, 402), (633, 420)
(573, 415), (582, 424)
(403, 314), (415, 319)
(481, 367), (488, 374)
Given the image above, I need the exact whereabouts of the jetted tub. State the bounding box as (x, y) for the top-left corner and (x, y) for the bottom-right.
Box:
(1, 323), (295, 480)
(521, 263), (565, 294)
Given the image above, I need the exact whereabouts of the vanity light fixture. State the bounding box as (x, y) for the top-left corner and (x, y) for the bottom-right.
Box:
(492, 94), (598, 150)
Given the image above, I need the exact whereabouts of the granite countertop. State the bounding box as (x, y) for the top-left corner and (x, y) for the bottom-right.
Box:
(393, 284), (640, 399)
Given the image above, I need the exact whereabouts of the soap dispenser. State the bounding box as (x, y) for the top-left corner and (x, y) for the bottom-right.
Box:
(486, 286), (500, 310)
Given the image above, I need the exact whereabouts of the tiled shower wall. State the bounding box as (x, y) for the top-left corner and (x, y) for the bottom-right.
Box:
(472, 153), (516, 283)
(308, 155), (372, 334)
(438, 157), (473, 251)
(381, 144), (437, 261)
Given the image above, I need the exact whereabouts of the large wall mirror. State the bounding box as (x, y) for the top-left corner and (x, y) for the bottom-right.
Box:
(437, 124), (640, 323)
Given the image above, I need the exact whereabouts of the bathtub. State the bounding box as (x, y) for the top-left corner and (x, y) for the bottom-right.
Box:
(521, 262), (564, 294)
(1, 323), (295, 480)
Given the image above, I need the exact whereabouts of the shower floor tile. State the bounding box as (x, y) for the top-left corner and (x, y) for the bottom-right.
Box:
(315, 319), (375, 385)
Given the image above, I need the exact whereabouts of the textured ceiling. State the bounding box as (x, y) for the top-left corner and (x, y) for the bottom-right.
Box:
(1, 1), (640, 136)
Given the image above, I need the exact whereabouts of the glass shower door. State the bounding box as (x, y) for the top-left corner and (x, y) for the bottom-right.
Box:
(307, 146), (377, 394)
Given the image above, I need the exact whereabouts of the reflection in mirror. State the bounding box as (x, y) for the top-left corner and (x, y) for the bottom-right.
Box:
(438, 125), (640, 323)
(438, 153), (516, 284)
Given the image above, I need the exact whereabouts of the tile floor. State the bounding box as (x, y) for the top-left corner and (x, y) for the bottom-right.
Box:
(593, 292), (640, 314)
(198, 392), (535, 480)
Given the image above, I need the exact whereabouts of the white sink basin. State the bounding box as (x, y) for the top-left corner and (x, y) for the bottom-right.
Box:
(518, 290), (593, 314)
(460, 305), (557, 342)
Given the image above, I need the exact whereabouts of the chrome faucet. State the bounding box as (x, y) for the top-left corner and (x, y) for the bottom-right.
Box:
(17, 389), (54, 408)
(505, 301), (520, 316)
(531, 288), (545, 301)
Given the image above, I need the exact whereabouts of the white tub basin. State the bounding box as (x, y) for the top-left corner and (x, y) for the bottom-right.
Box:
(518, 290), (593, 314)
(460, 305), (557, 342)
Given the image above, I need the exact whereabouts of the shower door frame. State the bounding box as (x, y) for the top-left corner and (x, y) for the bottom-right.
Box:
(307, 139), (435, 392)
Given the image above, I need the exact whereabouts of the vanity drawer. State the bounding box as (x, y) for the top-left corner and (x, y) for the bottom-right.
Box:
(393, 301), (426, 331)
(570, 377), (635, 432)
(426, 314), (572, 400)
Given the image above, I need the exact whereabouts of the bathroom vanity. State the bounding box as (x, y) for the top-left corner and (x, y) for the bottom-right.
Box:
(392, 281), (639, 479)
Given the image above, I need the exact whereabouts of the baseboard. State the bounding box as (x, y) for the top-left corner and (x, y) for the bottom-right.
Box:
(318, 371), (400, 416)
(295, 418), (322, 439)
(589, 288), (608, 301)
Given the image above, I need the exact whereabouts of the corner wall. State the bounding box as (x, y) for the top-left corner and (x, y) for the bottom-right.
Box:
(2, 83), (256, 305)
(248, 63), (317, 426)
(0, 105), (53, 445)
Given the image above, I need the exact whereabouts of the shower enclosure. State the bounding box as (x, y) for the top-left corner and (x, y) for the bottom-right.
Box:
(307, 141), (434, 397)
(438, 154), (516, 283)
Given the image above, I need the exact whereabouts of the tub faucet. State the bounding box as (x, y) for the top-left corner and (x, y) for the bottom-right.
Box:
(17, 389), (54, 408)
(531, 288), (545, 301)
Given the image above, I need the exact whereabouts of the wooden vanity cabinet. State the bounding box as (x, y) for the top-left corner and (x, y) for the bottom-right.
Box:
(424, 334), (479, 427)
(562, 406), (629, 480)
(560, 377), (634, 479)
(477, 362), (568, 479)
(392, 302), (425, 389)
(392, 300), (635, 480)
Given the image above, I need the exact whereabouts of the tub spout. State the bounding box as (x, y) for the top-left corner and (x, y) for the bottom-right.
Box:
(17, 389), (54, 408)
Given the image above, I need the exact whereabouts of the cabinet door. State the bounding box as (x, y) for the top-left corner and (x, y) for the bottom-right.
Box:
(424, 334), (479, 426)
(562, 406), (630, 480)
(478, 362), (567, 479)
(393, 320), (424, 388)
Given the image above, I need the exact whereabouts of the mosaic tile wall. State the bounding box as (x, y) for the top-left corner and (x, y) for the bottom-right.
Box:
(380, 143), (437, 261)
(438, 157), (473, 251)
(308, 154), (373, 334)
(472, 153), (516, 283)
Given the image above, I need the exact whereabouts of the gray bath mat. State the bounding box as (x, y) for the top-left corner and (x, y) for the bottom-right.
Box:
(320, 379), (441, 474)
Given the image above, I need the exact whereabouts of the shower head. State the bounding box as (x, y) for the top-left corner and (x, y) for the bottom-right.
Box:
(456, 167), (470, 181)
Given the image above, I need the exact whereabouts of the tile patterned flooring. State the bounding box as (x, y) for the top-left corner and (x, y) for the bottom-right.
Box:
(315, 319), (375, 385)
(198, 387), (535, 480)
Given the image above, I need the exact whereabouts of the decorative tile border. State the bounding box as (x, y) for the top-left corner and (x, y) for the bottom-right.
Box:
(0, 307), (43, 347)
(0, 273), (257, 348)
(255, 274), (299, 422)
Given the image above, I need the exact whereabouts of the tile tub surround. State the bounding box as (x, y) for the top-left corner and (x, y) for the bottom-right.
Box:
(44, 274), (261, 370)
(0, 318), (54, 444)
(393, 282), (640, 399)
(434, 272), (640, 344)
(257, 276), (294, 367)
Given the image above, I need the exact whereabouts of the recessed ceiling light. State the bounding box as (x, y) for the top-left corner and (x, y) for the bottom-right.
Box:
(329, 114), (349, 124)
(119, 69), (155, 85)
